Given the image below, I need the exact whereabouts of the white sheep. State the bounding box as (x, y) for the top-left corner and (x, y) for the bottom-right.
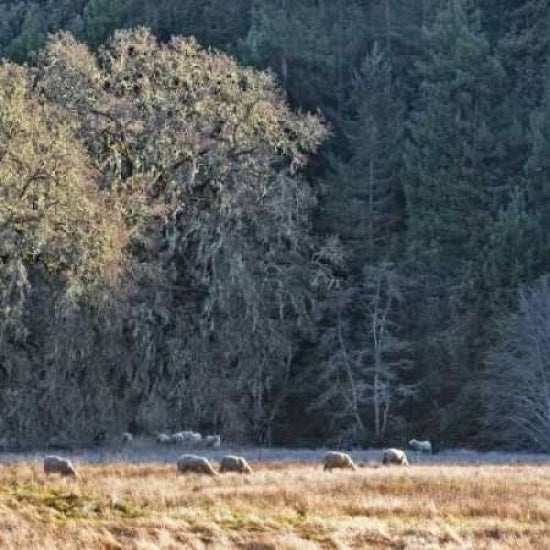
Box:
(121, 432), (133, 444)
(219, 455), (253, 474)
(170, 431), (202, 445)
(408, 439), (432, 453)
(203, 434), (221, 449)
(323, 451), (357, 471)
(176, 454), (218, 476)
(382, 448), (409, 466)
(189, 432), (202, 443)
(170, 433), (186, 444)
(156, 433), (171, 444)
(43, 455), (78, 477)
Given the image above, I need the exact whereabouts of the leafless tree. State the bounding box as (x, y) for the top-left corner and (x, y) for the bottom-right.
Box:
(485, 278), (550, 451)
(316, 263), (416, 443)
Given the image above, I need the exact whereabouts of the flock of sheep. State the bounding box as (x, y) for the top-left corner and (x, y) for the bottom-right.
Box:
(121, 431), (221, 449)
(325, 438), (431, 471)
(43, 453), (251, 477)
(42, 437), (433, 479)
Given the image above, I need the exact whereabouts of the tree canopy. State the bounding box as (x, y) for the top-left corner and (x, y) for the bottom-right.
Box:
(0, 0), (549, 449)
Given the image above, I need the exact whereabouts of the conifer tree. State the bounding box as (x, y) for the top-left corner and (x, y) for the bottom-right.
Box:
(83, 0), (125, 47)
(498, 0), (550, 118)
(243, 0), (369, 120)
(324, 43), (403, 269)
(402, 0), (507, 441)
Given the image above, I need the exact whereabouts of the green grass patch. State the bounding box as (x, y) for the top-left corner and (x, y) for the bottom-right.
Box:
(5, 484), (143, 521)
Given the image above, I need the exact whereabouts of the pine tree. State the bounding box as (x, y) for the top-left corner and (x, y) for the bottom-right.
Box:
(523, 66), (550, 271)
(367, 0), (425, 107)
(243, 0), (369, 120)
(323, 43), (404, 269)
(7, 4), (47, 62)
(498, 0), (550, 118)
(477, 0), (513, 46)
(404, 0), (506, 270)
(492, 1), (550, 184)
(402, 0), (508, 442)
(83, 0), (125, 47)
(0, 2), (27, 59)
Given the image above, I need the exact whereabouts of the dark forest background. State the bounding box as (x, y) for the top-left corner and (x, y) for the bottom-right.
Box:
(1, 0), (550, 451)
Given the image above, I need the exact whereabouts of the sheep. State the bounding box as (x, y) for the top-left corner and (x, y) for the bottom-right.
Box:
(203, 434), (221, 449)
(156, 433), (171, 444)
(170, 433), (186, 444)
(43, 455), (78, 478)
(323, 451), (357, 471)
(189, 432), (202, 444)
(219, 455), (253, 474)
(408, 439), (432, 454)
(121, 432), (133, 444)
(176, 454), (218, 476)
(176, 430), (195, 439)
(170, 431), (202, 445)
(382, 448), (409, 466)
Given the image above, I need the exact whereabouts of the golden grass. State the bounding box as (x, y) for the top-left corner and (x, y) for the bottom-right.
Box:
(0, 460), (549, 549)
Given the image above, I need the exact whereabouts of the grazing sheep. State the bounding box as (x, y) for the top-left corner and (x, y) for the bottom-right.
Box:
(170, 431), (202, 445)
(43, 456), (78, 477)
(203, 434), (221, 449)
(176, 454), (218, 476)
(382, 448), (409, 466)
(219, 455), (253, 474)
(170, 433), (185, 444)
(408, 439), (432, 453)
(156, 433), (171, 444)
(323, 451), (357, 471)
(189, 432), (202, 444)
(121, 432), (133, 444)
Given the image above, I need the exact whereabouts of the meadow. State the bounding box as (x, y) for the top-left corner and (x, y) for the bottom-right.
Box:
(0, 453), (549, 549)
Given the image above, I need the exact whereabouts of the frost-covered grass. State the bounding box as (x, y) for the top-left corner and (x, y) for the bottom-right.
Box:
(1, 453), (550, 548)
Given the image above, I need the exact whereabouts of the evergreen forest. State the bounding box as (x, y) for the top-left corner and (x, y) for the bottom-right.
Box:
(1, 0), (550, 451)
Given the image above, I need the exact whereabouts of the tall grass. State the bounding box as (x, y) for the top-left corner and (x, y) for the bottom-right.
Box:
(0, 461), (549, 548)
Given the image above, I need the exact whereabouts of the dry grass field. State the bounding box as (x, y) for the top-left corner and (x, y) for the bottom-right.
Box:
(0, 459), (549, 549)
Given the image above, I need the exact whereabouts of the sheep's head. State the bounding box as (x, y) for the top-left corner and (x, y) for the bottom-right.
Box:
(64, 466), (78, 478)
